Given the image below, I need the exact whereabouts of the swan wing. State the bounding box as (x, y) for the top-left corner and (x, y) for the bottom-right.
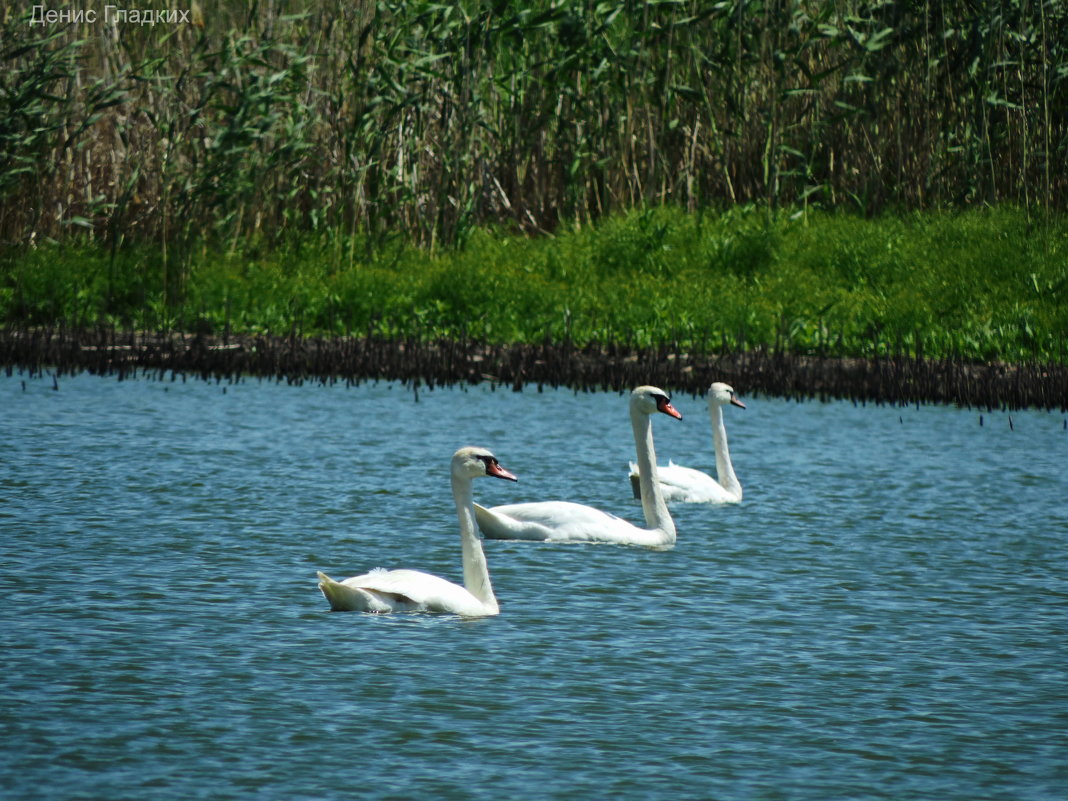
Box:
(656, 463), (739, 504)
(318, 569), (489, 616)
(627, 460), (721, 503)
(476, 501), (648, 543)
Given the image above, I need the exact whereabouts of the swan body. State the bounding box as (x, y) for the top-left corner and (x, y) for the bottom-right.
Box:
(317, 446), (517, 616)
(630, 382), (744, 504)
(475, 386), (681, 548)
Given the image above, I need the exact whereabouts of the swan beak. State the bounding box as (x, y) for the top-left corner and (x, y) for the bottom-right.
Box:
(730, 397), (746, 409)
(486, 462), (519, 482)
(656, 397), (683, 420)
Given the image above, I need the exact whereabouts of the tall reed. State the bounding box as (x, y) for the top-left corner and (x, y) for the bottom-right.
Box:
(1, 0), (1065, 256)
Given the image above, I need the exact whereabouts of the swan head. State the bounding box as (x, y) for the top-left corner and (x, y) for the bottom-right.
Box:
(631, 386), (683, 420)
(708, 382), (746, 409)
(452, 446), (519, 482)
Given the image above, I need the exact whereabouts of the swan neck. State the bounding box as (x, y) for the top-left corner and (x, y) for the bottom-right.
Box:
(453, 473), (498, 613)
(709, 403), (741, 497)
(631, 406), (676, 543)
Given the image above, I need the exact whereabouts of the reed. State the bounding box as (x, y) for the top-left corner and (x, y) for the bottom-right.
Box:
(1, 0), (1065, 256)
(3, 2), (1066, 385)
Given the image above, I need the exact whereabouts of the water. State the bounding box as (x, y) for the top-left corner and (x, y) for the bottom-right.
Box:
(1, 372), (1066, 801)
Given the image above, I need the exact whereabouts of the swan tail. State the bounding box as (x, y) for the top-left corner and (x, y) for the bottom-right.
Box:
(627, 461), (645, 499)
(317, 571), (384, 612)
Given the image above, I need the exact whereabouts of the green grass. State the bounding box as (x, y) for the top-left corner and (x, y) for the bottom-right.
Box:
(2, 206), (1066, 365)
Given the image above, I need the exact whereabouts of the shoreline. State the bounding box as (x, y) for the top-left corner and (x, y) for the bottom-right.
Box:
(3, 327), (1065, 411)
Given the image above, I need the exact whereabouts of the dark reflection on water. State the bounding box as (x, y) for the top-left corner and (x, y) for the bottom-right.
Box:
(1, 373), (1066, 800)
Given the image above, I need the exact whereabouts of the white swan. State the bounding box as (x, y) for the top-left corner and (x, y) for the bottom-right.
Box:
(630, 381), (744, 504)
(317, 446), (517, 616)
(474, 386), (681, 548)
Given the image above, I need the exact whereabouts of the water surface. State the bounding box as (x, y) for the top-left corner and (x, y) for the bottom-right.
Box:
(1, 373), (1065, 800)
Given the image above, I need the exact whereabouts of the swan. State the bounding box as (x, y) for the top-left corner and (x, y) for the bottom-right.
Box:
(630, 381), (744, 504)
(474, 386), (681, 548)
(317, 446), (517, 616)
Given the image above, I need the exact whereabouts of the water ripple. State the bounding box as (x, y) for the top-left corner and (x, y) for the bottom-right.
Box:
(1, 374), (1065, 800)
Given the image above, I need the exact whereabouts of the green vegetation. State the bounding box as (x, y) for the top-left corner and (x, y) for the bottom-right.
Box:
(4, 205), (1066, 365)
(2, 2), (1066, 370)
(1, 0), (1065, 251)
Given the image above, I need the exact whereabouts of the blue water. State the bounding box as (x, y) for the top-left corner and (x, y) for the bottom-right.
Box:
(1, 372), (1066, 800)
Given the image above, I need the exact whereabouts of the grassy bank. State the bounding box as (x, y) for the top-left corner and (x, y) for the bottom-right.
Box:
(4, 3), (1065, 405)
(3, 206), (1066, 366)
